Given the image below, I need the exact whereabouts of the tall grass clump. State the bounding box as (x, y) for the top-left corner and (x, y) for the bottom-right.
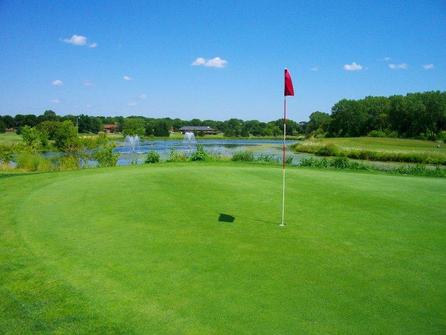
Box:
(298, 156), (445, 177)
(58, 156), (81, 170)
(167, 149), (187, 162)
(232, 151), (254, 162)
(16, 152), (53, 172)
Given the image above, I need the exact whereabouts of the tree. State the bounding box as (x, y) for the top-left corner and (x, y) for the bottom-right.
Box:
(0, 118), (5, 133)
(41, 110), (58, 121)
(153, 120), (170, 137)
(78, 114), (101, 133)
(122, 118), (145, 137)
(224, 119), (243, 137)
(1, 115), (14, 129)
(307, 111), (332, 134)
(21, 126), (42, 149)
(53, 121), (79, 152)
(20, 125), (48, 149)
(329, 99), (368, 137)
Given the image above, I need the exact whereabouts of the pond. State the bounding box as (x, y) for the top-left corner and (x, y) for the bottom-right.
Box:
(114, 138), (307, 165)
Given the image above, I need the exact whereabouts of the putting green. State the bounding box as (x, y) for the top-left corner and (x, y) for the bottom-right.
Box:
(1, 163), (446, 334)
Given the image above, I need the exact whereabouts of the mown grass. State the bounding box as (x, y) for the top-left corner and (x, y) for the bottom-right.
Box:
(305, 137), (446, 153)
(1, 163), (445, 334)
(293, 137), (446, 165)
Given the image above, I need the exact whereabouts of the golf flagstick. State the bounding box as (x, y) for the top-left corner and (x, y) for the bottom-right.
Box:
(280, 96), (287, 227)
(281, 69), (294, 227)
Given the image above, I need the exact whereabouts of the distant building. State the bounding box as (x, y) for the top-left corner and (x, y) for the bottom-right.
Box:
(5, 128), (16, 133)
(103, 124), (119, 133)
(179, 126), (218, 135)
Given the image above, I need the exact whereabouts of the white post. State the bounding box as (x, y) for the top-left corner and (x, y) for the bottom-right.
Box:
(280, 96), (287, 227)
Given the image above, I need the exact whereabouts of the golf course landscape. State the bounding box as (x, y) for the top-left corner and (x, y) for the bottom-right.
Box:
(2, 1), (446, 333)
(1, 163), (445, 334)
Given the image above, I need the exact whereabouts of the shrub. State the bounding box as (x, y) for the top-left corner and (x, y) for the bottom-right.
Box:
(315, 143), (339, 156)
(331, 156), (350, 169)
(256, 153), (276, 162)
(232, 151), (254, 161)
(299, 157), (330, 168)
(145, 151), (160, 164)
(189, 145), (209, 161)
(439, 131), (446, 143)
(385, 130), (398, 138)
(0, 144), (15, 164)
(368, 130), (386, 137)
(392, 165), (446, 178)
(93, 143), (119, 167)
(59, 156), (80, 170)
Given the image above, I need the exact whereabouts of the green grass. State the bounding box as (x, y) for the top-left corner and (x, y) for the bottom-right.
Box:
(1, 163), (445, 334)
(0, 132), (21, 145)
(304, 137), (446, 154)
(294, 137), (446, 165)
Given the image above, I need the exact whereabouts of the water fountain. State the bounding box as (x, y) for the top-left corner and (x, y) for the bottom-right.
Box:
(125, 135), (140, 164)
(183, 132), (197, 154)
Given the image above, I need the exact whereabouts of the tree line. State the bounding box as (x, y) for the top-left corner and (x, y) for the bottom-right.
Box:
(1, 90), (445, 139)
(0, 110), (302, 137)
(306, 91), (446, 140)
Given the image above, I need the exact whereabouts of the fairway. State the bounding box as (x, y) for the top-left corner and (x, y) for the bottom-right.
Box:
(304, 137), (446, 154)
(1, 163), (446, 334)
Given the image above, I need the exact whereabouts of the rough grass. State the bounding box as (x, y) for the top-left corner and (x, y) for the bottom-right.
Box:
(0, 132), (21, 145)
(299, 137), (446, 153)
(1, 163), (445, 334)
(293, 137), (446, 165)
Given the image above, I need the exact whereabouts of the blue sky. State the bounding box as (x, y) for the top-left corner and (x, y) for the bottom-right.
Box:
(0, 0), (445, 121)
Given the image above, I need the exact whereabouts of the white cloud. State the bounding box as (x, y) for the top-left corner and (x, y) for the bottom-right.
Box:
(192, 56), (228, 68)
(63, 34), (87, 46)
(422, 64), (434, 70)
(383, 57), (391, 62)
(127, 101), (138, 107)
(205, 57), (227, 68)
(192, 57), (206, 66)
(86, 104), (92, 109)
(83, 80), (93, 87)
(343, 62), (363, 71)
(52, 79), (63, 86)
(62, 35), (97, 48)
(50, 99), (60, 104)
(388, 63), (408, 70)
(139, 93), (147, 100)
(123, 75), (132, 81)
(310, 66), (319, 72)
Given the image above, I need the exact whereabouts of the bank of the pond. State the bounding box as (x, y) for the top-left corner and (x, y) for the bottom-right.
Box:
(114, 138), (302, 165)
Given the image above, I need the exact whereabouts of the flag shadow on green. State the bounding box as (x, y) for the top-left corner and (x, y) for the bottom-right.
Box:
(218, 213), (235, 223)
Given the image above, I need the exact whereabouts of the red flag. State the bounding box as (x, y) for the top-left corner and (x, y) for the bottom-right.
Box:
(284, 69), (294, 96)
